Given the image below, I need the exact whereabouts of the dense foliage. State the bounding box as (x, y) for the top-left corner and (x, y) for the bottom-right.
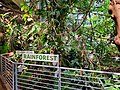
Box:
(0, 0), (120, 70)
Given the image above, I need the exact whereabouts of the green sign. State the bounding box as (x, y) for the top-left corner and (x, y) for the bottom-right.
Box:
(22, 54), (59, 62)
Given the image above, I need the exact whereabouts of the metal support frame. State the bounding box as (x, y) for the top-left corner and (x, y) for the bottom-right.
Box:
(0, 54), (120, 90)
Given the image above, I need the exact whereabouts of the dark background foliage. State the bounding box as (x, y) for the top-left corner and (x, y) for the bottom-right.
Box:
(0, 0), (120, 70)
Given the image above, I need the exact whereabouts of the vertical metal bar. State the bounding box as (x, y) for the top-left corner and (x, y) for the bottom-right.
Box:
(14, 63), (18, 90)
(58, 66), (61, 90)
(58, 67), (61, 90)
(12, 63), (14, 90)
(4, 57), (6, 83)
(0, 55), (2, 75)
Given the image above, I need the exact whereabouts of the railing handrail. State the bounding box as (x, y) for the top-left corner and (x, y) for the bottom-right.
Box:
(1, 53), (120, 90)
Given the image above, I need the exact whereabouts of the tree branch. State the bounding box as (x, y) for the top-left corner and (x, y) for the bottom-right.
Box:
(74, 0), (93, 32)
(0, 2), (24, 14)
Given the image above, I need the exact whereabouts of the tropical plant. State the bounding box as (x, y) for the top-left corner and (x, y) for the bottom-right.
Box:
(0, 0), (119, 70)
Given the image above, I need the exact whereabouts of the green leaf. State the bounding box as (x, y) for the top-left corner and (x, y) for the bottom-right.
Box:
(22, 14), (30, 21)
(20, 2), (24, 7)
(21, 6), (25, 11)
(105, 86), (118, 90)
(29, 10), (33, 15)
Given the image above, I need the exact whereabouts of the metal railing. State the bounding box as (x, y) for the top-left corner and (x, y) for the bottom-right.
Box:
(0, 54), (15, 90)
(0, 53), (120, 90)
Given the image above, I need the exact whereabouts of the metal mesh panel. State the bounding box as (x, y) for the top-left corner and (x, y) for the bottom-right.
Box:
(60, 67), (120, 90)
(0, 54), (120, 90)
(15, 63), (120, 90)
(16, 63), (59, 90)
(0, 55), (15, 90)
